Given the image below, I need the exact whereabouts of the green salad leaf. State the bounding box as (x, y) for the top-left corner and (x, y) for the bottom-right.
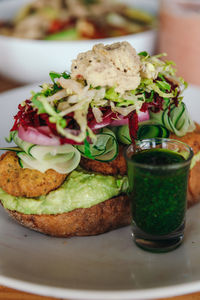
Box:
(49, 71), (70, 83)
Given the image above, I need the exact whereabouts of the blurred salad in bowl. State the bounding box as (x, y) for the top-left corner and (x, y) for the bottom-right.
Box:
(0, 0), (155, 40)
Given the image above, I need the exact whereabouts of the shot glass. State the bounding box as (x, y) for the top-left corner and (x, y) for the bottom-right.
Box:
(124, 138), (193, 253)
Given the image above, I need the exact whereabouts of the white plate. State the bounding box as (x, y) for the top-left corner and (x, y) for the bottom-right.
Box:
(0, 0), (157, 83)
(0, 84), (200, 300)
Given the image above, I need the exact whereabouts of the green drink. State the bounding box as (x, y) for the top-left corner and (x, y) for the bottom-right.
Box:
(124, 138), (193, 252)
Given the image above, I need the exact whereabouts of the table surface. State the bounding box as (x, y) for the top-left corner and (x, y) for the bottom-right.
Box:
(0, 75), (200, 300)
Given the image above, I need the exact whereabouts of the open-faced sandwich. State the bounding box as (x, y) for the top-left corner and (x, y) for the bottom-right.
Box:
(0, 41), (199, 237)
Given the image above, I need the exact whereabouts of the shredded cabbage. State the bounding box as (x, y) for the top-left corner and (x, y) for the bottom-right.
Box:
(26, 53), (191, 143)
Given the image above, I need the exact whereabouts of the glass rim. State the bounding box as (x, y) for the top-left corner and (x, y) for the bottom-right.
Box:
(124, 138), (194, 170)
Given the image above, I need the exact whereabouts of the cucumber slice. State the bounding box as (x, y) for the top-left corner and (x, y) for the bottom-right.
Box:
(137, 124), (170, 140)
(90, 134), (112, 157)
(160, 125), (170, 138)
(172, 103), (185, 130)
(116, 122), (170, 144)
(150, 102), (195, 137)
(164, 103), (190, 137)
(76, 128), (119, 162)
(116, 125), (131, 145)
(137, 124), (159, 139)
(9, 132), (81, 173)
(18, 157), (24, 168)
(0, 147), (21, 152)
(162, 108), (174, 133)
(18, 144), (81, 174)
(95, 132), (118, 162)
(12, 131), (34, 155)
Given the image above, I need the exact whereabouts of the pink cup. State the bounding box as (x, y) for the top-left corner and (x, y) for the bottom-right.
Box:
(158, 0), (200, 85)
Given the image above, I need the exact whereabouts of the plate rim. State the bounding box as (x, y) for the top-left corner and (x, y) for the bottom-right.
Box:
(1, 273), (200, 300)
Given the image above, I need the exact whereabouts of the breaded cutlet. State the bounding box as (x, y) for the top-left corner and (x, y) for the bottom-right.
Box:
(0, 151), (67, 198)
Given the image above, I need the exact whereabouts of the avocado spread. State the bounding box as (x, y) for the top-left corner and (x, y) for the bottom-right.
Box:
(0, 169), (128, 215)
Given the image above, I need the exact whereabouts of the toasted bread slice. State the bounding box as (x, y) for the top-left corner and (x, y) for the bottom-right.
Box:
(4, 195), (130, 237)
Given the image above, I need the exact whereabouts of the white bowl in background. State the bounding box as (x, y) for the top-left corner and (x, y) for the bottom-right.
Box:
(0, 0), (158, 83)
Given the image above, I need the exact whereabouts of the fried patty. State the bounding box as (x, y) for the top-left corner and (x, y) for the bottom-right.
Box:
(5, 194), (130, 237)
(80, 145), (127, 176)
(171, 123), (200, 207)
(170, 123), (200, 154)
(0, 151), (67, 198)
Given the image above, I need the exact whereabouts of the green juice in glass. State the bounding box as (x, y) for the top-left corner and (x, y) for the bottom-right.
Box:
(125, 139), (193, 252)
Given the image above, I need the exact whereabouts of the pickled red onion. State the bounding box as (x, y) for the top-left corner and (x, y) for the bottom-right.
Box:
(18, 125), (60, 146)
(138, 110), (150, 122)
(18, 110), (149, 146)
(110, 110), (149, 126)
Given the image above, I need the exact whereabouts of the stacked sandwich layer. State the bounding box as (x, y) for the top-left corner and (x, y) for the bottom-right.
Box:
(0, 41), (199, 237)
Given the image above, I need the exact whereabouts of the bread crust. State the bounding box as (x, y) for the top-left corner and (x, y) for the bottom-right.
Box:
(170, 123), (200, 207)
(187, 161), (200, 207)
(5, 195), (131, 237)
